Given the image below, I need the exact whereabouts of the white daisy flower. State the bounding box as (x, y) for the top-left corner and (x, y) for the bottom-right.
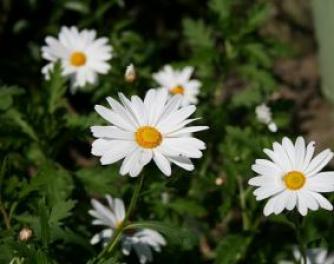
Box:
(91, 89), (208, 177)
(280, 247), (334, 264)
(255, 103), (277, 132)
(41, 26), (113, 92)
(89, 195), (125, 246)
(153, 65), (201, 106)
(122, 229), (166, 264)
(89, 195), (166, 264)
(249, 137), (334, 216)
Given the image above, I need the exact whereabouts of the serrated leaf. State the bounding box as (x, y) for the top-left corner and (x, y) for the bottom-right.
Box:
(215, 234), (251, 264)
(0, 85), (24, 111)
(45, 62), (67, 114)
(49, 200), (76, 225)
(5, 109), (38, 141)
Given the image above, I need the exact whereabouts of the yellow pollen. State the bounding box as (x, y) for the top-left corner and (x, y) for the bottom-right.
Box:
(115, 221), (123, 229)
(170, 85), (185, 95)
(283, 171), (306, 190)
(135, 126), (162, 149)
(70, 51), (87, 67)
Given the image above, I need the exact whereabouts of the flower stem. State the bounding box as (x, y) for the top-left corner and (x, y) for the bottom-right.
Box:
(237, 176), (250, 231)
(290, 214), (307, 264)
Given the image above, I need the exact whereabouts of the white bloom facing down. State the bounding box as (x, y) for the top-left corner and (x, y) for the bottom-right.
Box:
(122, 229), (166, 264)
(153, 65), (201, 106)
(292, 247), (334, 264)
(255, 103), (277, 132)
(91, 89), (208, 177)
(249, 137), (334, 216)
(89, 195), (166, 264)
(280, 247), (334, 264)
(41, 26), (113, 92)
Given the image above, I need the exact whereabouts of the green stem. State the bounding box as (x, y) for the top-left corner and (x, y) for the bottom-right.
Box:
(237, 176), (250, 231)
(290, 215), (307, 264)
(95, 174), (145, 262)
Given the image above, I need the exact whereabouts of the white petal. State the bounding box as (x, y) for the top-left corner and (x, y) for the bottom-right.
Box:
(297, 192), (308, 216)
(166, 126), (209, 137)
(114, 198), (126, 223)
(153, 150), (171, 176)
(305, 149), (334, 177)
(253, 185), (284, 200)
(168, 156), (194, 171)
(91, 126), (133, 140)
(94, 105), (136, 131)
(309, 192), (333, 211)
(295, 137), (306, 170)
(282, 137), (296, 168)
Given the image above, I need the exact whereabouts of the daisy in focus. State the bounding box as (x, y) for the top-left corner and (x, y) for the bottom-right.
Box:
(41, 26), (113, 92)
(153, 65), (201, 106)
(249, 137), (334, 216)
(255, 103), (277, 132)
(91, 89), (208, 177)
(89, 195), (166, 264)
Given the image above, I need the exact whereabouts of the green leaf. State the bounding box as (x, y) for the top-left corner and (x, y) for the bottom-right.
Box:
(64, 1), (90, 14)
(169, 199), (206, 217)
(76, 166), (122, 195)
(45, 62), (67, 114)
(209, 0), (232, 22)
(215, 234), (251, 264)
(183, 18), (214, 50)
(49, 200), (76, 226)
(5, 109), (38, 141)
(0, 85), (24, 111)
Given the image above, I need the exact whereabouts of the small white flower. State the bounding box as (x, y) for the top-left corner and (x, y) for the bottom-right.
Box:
(255, 103), (277, 132)
(91, 89), (208, 177)
(125, 63), (136, 82)
(280, 247), (334, 264)
(89, 195), (166, 264)
(249, 137), (334, 216)
(153, 65), (201, 106)
(122, 229), (166, 264)
(41, 26), (113, 92)
(89, 195), (125, 245)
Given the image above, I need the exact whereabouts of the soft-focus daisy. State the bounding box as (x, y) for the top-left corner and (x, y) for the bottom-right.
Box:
(41, 26), (113, 92)
(280, 247), (334, 264)
(89, 195), (125, 245)
(89, 195), (166, 264)
(255, 103), (277, 132)
(91, 89), (208, 177)
(249, 137), (334, 216)
(122, 229), (166, 264)
(153, 65), (201, 106)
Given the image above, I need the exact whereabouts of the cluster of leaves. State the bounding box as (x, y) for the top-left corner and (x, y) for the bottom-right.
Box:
(0, 0), (333, 263)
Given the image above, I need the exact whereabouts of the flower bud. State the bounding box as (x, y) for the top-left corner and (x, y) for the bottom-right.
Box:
(19, 227), (32, 241)
(125, 64), (136, 83)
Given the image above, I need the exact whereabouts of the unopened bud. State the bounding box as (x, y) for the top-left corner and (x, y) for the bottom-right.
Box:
(19, 227), (32, 241)
(215, 177), (224, 186)
(125, 64), (136, 83)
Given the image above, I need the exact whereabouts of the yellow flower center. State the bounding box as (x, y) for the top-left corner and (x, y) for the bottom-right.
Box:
(115, 220), (123, 229)
(70, 51), (87, 67)
(170, 85), (185, 95)
(283, 171), (306, 190)
(135, 126), (162, 149)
